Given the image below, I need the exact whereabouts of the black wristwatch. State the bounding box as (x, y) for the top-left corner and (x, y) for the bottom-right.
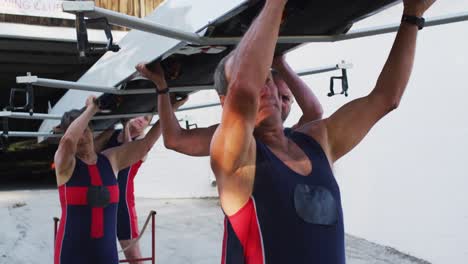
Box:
(156, 87), (170, 95)
(402, 14), (425, 30)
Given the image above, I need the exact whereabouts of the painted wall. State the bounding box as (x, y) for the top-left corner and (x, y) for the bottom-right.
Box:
(135, 90), (221, 198)
(136, 1), (468, 263)
(284, 3), (468, 263)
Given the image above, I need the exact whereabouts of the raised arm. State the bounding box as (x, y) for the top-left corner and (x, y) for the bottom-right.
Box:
(103, 72), (162, 172)
(103, 120), (161, 172)
(122, 120), (132, 143)
(210, 0), (287, 177)
(273, 55), (324, 126)
(137, 64), (217, 157)
(323, 0), (436, 162)
(55, 96), (98, 182)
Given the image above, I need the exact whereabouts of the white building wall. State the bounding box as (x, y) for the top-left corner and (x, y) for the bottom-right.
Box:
(136, 1), (468, 263)
(135, 91), (221, 198)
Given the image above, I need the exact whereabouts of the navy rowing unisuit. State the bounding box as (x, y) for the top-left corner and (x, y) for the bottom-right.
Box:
(221, 131), (345, 264)
(55, 154), (119, 264)
(104, 130), (142, 240)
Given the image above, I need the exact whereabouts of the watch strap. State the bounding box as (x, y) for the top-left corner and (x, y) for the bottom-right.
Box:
(402, 14), (425, 30)
(156, 88), (170, 95)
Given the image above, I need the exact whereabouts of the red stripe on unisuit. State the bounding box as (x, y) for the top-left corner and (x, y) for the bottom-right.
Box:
(91, 207), (104, 238)
(64, 186), (119, 205)
(127, 160), (142, 238)
(55, 186), (68, 264)
(58, 184), (119, 240)
(228, 198), (264, 264)
(88, 165), (103, 186)
(108, 185), (119, 203)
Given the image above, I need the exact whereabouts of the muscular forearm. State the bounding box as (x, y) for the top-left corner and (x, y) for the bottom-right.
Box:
(142, 120), (161, 152)
(158, 93), (214, 156)
(372, 22), (418, 109)
(157, 92), (184, 149)
(112, 120), (161, 171)
(229, 0), (286, 91)
(275, 61), (323, 124)
(324, 1), (434, 162)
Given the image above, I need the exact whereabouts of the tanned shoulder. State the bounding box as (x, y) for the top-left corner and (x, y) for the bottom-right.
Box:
(295, 120), (333, 163)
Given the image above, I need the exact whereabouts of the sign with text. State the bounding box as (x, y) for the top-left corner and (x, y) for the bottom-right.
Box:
(0, 0), (74, 19)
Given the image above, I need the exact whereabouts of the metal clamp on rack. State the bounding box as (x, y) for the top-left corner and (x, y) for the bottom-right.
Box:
(71, 1), (120, 59)
(75, 15), (121, 59)
(297, 61), (352, 97)
(7, 73), (35, 115)
(185, 120), (198, 130)
(328, 66), (349, 97)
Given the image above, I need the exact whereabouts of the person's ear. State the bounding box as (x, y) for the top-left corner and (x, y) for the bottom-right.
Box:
(225, 56), (234, 83)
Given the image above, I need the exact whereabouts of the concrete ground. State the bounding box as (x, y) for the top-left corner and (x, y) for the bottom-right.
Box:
(0, 188), (430, 264)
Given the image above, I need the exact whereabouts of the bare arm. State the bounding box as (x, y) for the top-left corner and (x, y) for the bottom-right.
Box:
(93, 128), (115, 153)
(103, 120), (161, 172)
(159, 94), (217, 156)
(323, 1), (435, 162)
(137, 64), (217, 157)
(122, 120), (132, 143)
(211, 0), (287, 176)
(164, 123), (218, 157)
(273, 55), (324, 126)
(55, 96), (98, 183)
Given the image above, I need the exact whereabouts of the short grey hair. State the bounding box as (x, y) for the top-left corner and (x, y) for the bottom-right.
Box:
(58, 109), (83, 132)
(213, 53), (233, 96)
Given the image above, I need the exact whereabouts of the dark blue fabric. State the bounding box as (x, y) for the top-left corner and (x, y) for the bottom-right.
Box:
(61, 204), (119, 264)
(104, 130), (122, 149)
(252, 131), (345, 264)
(283, 127), (294, 137)
(60, 154), (119, 264)
(116, 170), (132, 240)
(103, 129), (134, 240)
(224, 218), (246, 264)
(226, 128), (345, 264)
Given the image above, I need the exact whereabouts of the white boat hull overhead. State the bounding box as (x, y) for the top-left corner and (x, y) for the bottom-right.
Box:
(40, 0), (400, 136)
